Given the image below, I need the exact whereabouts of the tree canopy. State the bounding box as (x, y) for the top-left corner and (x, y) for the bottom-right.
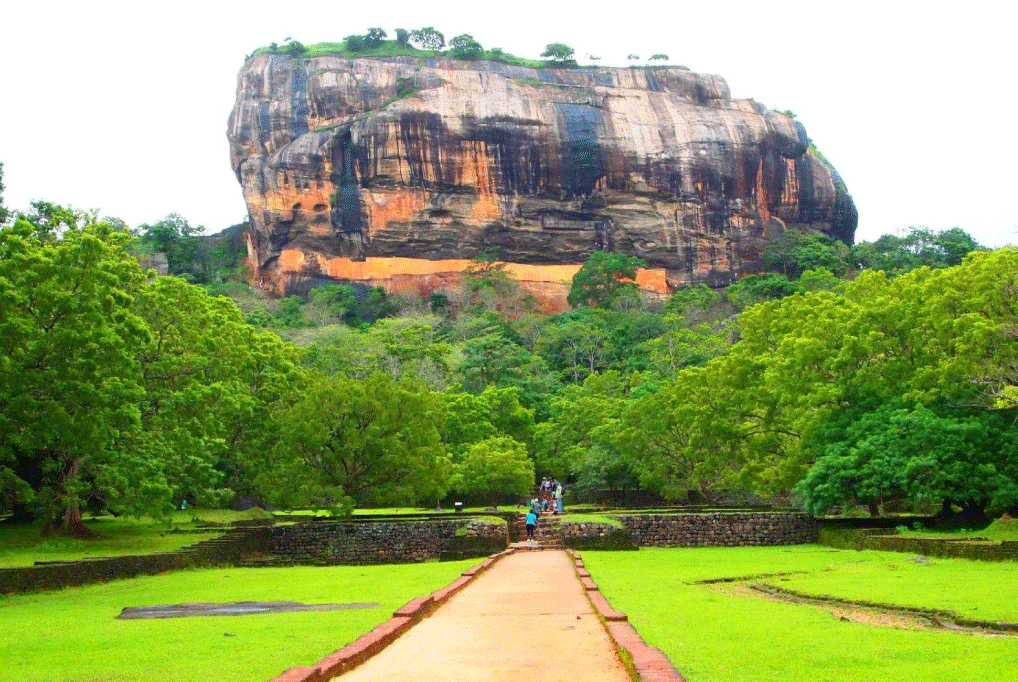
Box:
(568, 251), (646, 309)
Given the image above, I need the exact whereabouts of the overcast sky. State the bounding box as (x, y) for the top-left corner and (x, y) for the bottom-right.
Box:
(2, 0), (1015, 246)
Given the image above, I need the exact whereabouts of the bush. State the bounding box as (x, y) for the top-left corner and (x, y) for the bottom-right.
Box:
(344, 34), (365, 52)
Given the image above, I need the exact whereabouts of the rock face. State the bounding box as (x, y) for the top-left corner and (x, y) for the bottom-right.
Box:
(227, 54), (856, 309)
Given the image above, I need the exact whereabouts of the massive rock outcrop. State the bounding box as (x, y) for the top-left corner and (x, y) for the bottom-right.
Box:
(227, 54), (855, 309)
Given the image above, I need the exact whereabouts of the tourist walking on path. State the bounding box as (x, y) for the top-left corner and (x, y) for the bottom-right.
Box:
(554, 481), (564, 514)
(531, 496), (542, 518)
(525, 511), (537, 541)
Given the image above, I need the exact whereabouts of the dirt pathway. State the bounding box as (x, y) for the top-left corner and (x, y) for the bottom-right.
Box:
(331, 550), (631, 681)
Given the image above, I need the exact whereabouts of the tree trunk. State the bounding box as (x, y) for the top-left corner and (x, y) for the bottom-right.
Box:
(57, 458), (95, 538)
(957, 500), (990, 529)
(867, 498), (881, 517)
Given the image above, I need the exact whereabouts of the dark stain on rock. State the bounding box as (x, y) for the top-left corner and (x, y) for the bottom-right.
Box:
(559, 103), (605, 197)
(330, 129), (365, 236)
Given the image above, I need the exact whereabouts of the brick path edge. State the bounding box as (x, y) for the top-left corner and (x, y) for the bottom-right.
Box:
(264, 548), (518, 682)
(573, 551), (687, 682)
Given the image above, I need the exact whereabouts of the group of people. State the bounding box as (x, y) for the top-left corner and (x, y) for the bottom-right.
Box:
(524, 477), (565, 541)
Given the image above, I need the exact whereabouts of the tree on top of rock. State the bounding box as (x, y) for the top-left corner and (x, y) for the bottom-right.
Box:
(568, 251), (646, 309)
(449, 34), (484, 60)
(541, 43), (575, 65)
(410, 27), (445, 51)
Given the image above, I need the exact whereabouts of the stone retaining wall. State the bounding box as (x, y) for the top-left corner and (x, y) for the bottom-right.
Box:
(819, 527), (1018, 562)
(0, 526), (271, 594)
(271, 519), (507, 564)
(615, 513), (817, 547)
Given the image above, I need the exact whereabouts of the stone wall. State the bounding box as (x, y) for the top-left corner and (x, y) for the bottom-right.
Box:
(271, 519), (507, 564)
(559, 522), (637, 551)
(615, 513), (817, 547)
(0, 526), (271, 594)
(818, 527), (1018, 562)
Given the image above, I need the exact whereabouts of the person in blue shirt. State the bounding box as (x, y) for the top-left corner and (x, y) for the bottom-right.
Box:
(525, 511), (537, 541)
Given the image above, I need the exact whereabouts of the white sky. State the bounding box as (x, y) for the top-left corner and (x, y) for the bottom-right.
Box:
(2, 0), (1015, 246)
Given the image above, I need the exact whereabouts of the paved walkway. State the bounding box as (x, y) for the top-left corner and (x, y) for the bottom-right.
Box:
(331, 551), (631, 681)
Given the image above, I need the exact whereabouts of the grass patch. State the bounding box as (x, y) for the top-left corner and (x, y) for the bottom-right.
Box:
(894, 515), (1018, 542)
(0, 560), (476, 682)
(554, 513), (623, 528)
(513, 78), (569, 89)
(582, 546), (1018, 682)
(0, 509), (279, 568)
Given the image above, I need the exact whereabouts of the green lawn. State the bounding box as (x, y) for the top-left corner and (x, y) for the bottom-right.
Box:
(0, 510), (269, 567)
(0, 560), (475, 682)
(582, 546), (1018, 682)
(893, 515), (1018, 542)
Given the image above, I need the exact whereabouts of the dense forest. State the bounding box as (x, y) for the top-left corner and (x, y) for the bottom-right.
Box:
(2, 164), (1016, 535)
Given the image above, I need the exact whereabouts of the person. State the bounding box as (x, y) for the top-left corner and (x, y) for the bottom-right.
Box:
(525, 510), (537, 542)
(554, 481), (564, 514)
(530, 496), (542, 519)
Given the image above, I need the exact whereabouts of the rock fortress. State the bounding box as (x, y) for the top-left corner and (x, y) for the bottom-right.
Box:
(227, 54), (856, 311)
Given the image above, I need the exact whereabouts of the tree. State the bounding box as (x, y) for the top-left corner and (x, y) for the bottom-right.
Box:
(797, 403), (1018, 523)
(448, 34), (484, 60)
(395, 28), (410, 46)
(618, 367), (745, 503)
(541, 43), (575, 64)
(849, 226), (981, 275)
(762, 230), (850, 278)
(367, 317), (452, 389)
(443, 386), (535, 459)
(364, 27), (387, 46)
(724, 273), (802, 309)
(534, 371), (639, 492)
(258, 373), (449, 515)
(306, 284), (359, 326)
(409, 27), (445, 50)
(462, 248), (521, 312)
(0, 162), (9, 224)
(568, 251), (646, 309)
(136, 213), (209, 282)
(454, 437), (534, 508)
(627, 54), (640, 64)
(0, 213), (149, 534)
(649, 53), (669, 61)
(132, 277), (304, 508)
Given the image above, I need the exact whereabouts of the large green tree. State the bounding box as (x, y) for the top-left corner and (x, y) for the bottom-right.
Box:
(454, 436), (534, 508)
(567, 251), (646, 309)
(258, 373), (449, 514)
(797, 403), (1018, 522)
(0, 211), (149, 534)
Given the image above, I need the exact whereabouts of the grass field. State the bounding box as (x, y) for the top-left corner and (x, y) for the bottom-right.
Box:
(0, 559), (476, 682)
(582, 546), (1018, 682)
(0, 509), (270, 568)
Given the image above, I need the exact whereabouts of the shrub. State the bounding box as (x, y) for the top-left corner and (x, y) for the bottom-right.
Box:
(344, 34), (365, 52)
